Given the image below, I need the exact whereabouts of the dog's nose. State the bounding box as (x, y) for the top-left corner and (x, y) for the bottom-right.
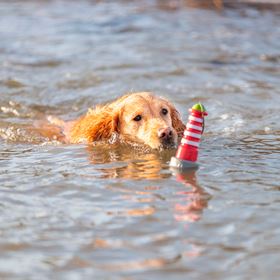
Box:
(158, 127), (173, 140)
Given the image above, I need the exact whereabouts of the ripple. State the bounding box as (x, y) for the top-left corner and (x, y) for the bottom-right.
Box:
(100, 254), (182, 272)
(57, 73), (101, 90)
(106, 206), (155, 217)
(13, 60), (63, 68)
(2, 79), (26, 89)
(260, 54), (280, 63)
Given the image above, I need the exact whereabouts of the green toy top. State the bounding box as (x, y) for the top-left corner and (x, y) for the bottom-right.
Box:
(192, 102), (207, 113)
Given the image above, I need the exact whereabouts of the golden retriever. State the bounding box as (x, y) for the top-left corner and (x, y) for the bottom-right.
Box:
(48, 92), (185, 150)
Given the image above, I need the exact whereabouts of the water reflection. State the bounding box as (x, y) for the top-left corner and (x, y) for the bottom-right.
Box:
(153, 0), (223, 10)
(87, 143), (174, 179)
(87, 143), (211, 224)
(171, 169), (211, 223)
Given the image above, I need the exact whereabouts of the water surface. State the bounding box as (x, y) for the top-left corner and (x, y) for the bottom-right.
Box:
(0, 1), (280, 279)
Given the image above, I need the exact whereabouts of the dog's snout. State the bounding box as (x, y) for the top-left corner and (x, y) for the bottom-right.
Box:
(158, 127), (173, 140)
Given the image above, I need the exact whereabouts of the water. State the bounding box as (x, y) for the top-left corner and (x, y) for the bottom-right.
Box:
(0, 1), (280, 279)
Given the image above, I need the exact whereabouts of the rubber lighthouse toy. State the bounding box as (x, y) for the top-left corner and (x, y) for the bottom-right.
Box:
(169, 103), (208, 169)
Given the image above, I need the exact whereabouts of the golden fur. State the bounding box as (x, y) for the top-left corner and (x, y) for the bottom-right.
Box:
(49, 92), (185, 149)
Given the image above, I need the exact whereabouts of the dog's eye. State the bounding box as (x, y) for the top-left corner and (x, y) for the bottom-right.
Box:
(133, 115), (142, 121)
(162, 108), (168, 115)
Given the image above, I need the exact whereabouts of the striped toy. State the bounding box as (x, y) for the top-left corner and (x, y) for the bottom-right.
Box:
(170, 103), (207, 169)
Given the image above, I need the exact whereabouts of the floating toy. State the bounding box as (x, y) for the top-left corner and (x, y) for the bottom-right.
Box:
(169, 103), (208, 169)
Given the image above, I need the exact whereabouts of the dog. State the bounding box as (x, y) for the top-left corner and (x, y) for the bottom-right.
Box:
(47, 92), (185, 150)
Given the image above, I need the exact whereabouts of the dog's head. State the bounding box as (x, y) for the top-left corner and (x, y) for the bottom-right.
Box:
(113, 92), (185, 149)
(72, 92), (185, 150)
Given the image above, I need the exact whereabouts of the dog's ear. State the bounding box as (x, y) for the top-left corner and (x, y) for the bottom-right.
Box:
(70, 109), (120, 143)
(160, 97), (186, 138)
(91, 110), (120, 141)
(169, 105), (185, 138)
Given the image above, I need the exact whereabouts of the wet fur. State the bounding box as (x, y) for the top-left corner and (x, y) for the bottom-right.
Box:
(47, 92), (185, 149)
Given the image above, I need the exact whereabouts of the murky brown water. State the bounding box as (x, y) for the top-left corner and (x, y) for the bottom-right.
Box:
(0, 1), (280, 279)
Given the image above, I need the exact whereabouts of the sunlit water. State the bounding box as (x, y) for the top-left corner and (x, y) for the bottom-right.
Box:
(0, 1), (280, 279)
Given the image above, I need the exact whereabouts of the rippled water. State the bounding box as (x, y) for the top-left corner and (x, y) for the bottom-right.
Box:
(0, 1), (280, 279)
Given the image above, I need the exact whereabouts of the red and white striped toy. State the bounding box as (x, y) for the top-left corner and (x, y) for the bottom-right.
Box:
(170, 103), (208, 169)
